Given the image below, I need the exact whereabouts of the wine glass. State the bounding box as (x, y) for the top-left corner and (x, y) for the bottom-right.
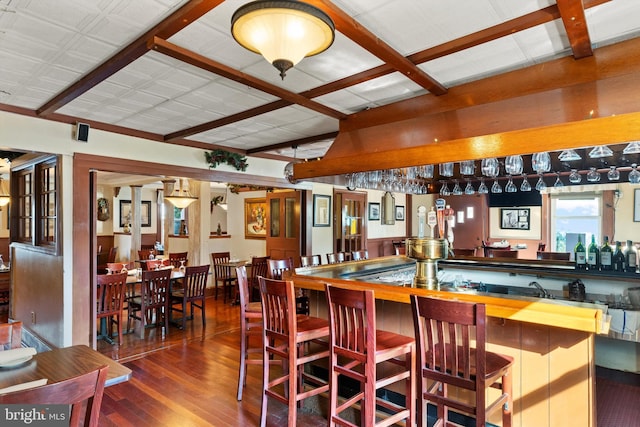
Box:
(491, 179), (503, 193)
(459, 160), (475, 176)
(440, 181), (451, 196)
(477, 177), (489, 194)
(569, 169), (581, 184)
(629, 163), (640, 184)
(535, 174), (547, 191)
(439, 162), (454, 177)
(505, 175), (517, 193)
(481, 158), (499, 178)
(505, 155), (523, 175)
(520, 174), (532, 191)
(532, 152), (551, 174)
(586, 167), (601, 182)
(452, 179), (463, 195)
(553, 173), (564, 188)
(607, 166), (620, 181)
(464, 179), (475, 195)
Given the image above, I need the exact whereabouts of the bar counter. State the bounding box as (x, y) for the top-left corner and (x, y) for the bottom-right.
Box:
(291, 256), (605, 427)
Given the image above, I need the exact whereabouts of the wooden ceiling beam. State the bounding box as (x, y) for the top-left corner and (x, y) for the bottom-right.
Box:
(36, 0), (225, 116)
(557, 0), (593, 59)
(293, 112), (640, 179)
(247, 132), (339, 155)
(162, 1), (609, 142)
(306, 0), (447, 95)
(149, 38), (346, 122)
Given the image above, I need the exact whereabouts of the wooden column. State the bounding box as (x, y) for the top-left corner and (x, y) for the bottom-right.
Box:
(186, 179), (201, 266)
(130, 185), (142, 262)
(162, 180), (175, 255)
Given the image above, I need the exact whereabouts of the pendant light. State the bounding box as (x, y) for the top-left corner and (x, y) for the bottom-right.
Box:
(284, 145), (299, 183)
(164, 178), (197, 209)
(231, 1), (335, 79)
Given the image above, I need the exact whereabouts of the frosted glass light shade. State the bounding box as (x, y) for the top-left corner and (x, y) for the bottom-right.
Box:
(231, 1), (335, 79)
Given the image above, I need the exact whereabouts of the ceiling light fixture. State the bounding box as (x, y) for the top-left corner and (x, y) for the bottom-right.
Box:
(164, 178), (197, 209)
(231, 0), (335, 80)
(0, 176), (9, 207)
(284, 145), (299, 183)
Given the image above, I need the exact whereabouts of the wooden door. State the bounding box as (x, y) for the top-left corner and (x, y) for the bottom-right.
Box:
(266, 191), (301, 266)
(334, 190), (366, 255)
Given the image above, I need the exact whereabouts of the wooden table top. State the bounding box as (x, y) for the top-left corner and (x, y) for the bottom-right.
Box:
(0, 345), (132, 389)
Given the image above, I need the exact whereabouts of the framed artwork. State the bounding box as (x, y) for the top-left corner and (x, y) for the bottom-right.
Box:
(500, 208), (530, 230)
(634, 189), (640, 222)
(119, 200), (151, 227)
(313, 194), (331, 227)
(368, 202), (380, 221)
(395, 205), (405, 221)
(245, 197), (267, 239)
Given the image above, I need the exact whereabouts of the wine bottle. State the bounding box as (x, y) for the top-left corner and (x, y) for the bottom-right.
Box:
(587, 235), (599, 271)
(613, 241), (626, 273)
(600, 236), (612, 271)
(625, 240), (638, 273)
(574, 235), (587, 270)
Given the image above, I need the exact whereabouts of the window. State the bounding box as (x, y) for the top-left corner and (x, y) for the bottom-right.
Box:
(11, 156), (60, 254)
(550, 193), (601, 255)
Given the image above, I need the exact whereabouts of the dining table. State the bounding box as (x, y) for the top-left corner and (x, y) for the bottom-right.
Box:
(0, 344), (132, 390)
(216, 260), (250, 305)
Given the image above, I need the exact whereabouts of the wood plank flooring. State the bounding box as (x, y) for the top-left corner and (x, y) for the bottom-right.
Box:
(96, 297), (639, 427)
(97, 297), (327, 427)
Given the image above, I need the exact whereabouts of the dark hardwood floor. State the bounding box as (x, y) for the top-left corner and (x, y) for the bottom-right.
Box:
(90, 297), (640, 426)
(96, 297), (327, 427)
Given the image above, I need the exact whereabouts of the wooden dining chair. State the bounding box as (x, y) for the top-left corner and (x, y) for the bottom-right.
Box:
(169, 264), (209, 329)
(0, 321), (22, 350)
(267, 258), (308, 315)
(168, 251), (188, 269)
(140, 259), (163, 271)
(211, 252), (236, 303)
(96, 272), (127, 345)
(236, 265), (264, 401)
(410, 295), (513, 427)
(106, 262), (128, 273)
(249, 256), (269, 302)
(258, 276), (329, 427)
(351, 250), (369, 261)
(300, 254), (321, 267)
(326, 252), (345, 264)
(325, 284), (415, 427)
(0, 365), (109, 427)
(107, 246), (118, 263)
(138, 249), (155, 260)
(128, 268), (172, 338)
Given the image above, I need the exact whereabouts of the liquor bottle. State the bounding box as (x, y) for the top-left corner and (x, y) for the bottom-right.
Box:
(600, 236), (612, 271)
(613, 241), (626, 273)
(574, 235), (587, 270)
(625, 240), (638, 273)
(587, 235), (599, 271)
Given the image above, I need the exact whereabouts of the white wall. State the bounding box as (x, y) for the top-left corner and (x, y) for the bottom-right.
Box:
(366, 190), (407, 239)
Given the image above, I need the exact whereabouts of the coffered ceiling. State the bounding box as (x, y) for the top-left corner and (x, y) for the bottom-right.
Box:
(0, 0), (639, 163)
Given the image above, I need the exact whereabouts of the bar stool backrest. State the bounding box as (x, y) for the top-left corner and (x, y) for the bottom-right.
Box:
(267, 258), (293, 280)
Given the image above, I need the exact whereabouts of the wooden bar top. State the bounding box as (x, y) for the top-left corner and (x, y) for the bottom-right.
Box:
(291, 256), (606, 334)
(0, 345), (132, 389)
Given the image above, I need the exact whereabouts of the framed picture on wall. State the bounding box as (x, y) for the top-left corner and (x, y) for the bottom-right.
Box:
(313, 194), (331, 227)
(500, 208), (530, 230)
(119, 200), (151, 227)
(395, 205), (405, 221)
(245, 198), (267, 239)
(368, 202), (380, 220)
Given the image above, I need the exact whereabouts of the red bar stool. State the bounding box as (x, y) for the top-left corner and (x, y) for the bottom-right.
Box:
(325, 284), (415, 427)
(410, 295), (514, 427)
(258, 276), (329, 427)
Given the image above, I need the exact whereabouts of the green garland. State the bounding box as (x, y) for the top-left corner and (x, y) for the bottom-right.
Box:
(205, 149), (248, 172)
